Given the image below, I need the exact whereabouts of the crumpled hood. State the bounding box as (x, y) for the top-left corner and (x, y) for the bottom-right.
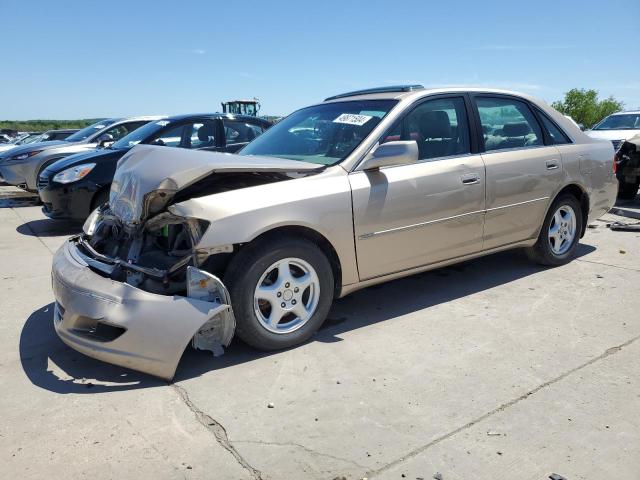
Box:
(109, 144), (321, 226)
(0, 140), (67, 162)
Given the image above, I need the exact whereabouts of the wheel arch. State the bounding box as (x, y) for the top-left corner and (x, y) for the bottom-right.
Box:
(91, 183), (111, 211)
(551, 183), (590, 237)
(241, 225), (343, 298)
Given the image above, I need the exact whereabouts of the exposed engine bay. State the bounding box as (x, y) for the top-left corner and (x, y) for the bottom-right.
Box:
(80, 170), (301, 295)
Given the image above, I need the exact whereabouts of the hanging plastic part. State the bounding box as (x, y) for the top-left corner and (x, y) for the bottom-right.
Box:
(187, 266), (236, 356)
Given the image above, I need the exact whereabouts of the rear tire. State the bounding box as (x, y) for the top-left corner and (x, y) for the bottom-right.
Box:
(224, 236), (334, 350)
(526, 194), (582, 266)
(617, 179), (639, 199)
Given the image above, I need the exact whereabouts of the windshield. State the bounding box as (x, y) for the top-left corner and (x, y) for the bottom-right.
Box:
(65, 119), (115, 142)
(240, 100), (398, 165)
(111, 120), (168, 149)
(593, 113), (640, 130)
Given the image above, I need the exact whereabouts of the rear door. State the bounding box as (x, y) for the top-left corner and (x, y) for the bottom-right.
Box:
(350, 95), (486, 280)
(471, 94), (563, 249)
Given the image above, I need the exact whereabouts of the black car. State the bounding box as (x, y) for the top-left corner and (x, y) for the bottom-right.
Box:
(38, 113), (271, 220)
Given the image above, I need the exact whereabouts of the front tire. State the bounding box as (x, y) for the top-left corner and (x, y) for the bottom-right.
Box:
(224, 236), (334, 350)
(526, 194), (582, 266)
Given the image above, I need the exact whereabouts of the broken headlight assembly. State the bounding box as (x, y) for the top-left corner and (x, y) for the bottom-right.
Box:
(83, 206), (103, 236)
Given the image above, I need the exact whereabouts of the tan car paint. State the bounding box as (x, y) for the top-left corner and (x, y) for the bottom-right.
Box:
(481, 145), (564, 249)
(349, 154), (486, 279)
(177, 89), (615, 293)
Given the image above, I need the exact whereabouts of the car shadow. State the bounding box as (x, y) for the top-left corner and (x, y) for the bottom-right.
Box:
(20, 245), (596, 394)
(16, 219), (82, 237)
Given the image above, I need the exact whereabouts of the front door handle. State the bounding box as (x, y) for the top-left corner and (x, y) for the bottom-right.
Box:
(461, 173), (480, 185)
(546, 160), (560, 170)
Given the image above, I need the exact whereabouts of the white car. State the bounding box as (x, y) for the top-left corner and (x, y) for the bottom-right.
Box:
(586, 110), (640, 151)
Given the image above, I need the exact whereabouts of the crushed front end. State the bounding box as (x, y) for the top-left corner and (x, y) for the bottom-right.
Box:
(50, 145), (319, 378)
(51, 205), (236, 380)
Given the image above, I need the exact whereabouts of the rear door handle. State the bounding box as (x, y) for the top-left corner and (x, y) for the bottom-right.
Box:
(546, 160), (560, 170)
(461, 173), (480, 185)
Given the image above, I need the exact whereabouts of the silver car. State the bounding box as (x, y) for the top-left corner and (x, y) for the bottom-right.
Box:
(51, 86), (617, 379)
(0, 116), (161, 191)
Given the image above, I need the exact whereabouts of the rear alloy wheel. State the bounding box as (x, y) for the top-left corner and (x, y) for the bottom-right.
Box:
(526, 194), (582, 266)
(224, 236), (334, 350)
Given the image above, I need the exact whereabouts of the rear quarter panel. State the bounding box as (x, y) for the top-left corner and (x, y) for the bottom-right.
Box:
(558, 140), (616, 224)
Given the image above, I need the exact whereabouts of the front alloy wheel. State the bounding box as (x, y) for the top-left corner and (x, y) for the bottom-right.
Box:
(254, 258), (321, 334)
(224, 236), (334, 350)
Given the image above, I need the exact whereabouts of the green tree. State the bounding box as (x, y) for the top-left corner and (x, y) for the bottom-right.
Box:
(552, 89), (623, 129)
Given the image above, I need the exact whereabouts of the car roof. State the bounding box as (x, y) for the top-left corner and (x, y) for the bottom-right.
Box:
(161, 112), (269, 122)
(610, 110), (640, 115)
(321, 85), (545, 104)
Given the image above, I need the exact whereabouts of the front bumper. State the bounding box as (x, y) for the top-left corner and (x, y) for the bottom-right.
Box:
(39, 176), (97, 220)
(52, 238), (235, 380)
(0, 162), (29, 189)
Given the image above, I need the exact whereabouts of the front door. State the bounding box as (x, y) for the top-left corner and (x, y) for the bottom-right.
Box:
(350, 96), (486, 280)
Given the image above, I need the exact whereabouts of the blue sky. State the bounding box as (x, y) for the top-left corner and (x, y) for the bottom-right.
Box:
(1, 0), (638, 119)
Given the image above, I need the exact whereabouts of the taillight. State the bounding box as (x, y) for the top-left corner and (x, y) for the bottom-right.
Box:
(613, 153), (619, 174)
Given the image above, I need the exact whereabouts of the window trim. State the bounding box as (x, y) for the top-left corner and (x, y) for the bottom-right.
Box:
(367, 93), (477, 167)
(468, 92), (548, 154)
(531, 107), (573, 145)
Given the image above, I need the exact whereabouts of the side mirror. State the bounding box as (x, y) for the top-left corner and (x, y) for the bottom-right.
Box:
(96, 133), (114, 147)
(360, 141), (418, 171)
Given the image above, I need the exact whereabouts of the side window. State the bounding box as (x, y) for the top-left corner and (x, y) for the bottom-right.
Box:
(188, 121), (217, 149)
(476, 97), (543, 152)
(223, 120), (264, 145)
(104, 121), (147, 141)
(537, 110), (571, 145)
(383, 97), (471, 161)
(150, 124), (185, 147)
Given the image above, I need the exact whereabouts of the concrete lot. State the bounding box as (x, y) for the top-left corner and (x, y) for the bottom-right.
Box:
(1, 184), (639, 480)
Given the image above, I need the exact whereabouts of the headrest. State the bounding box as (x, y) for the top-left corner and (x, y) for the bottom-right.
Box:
(502, 122), (530, 137)
(197, 122), (216, 141)
(420, 111), (451, 138)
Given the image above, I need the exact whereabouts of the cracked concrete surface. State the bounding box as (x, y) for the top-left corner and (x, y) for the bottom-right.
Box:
(1, 185), (639, 479)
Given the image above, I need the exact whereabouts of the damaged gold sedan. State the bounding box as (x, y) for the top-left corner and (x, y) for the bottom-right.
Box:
(52, 86), (618, 379)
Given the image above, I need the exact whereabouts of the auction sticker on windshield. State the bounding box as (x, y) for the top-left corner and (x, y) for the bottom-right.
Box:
(333, 113), (373, 126)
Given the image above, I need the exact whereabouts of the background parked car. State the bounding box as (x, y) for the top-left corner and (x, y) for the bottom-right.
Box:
(0, 129), (78, 154)
(614, 133), (640, 199)
(0, 117), (160, 191)
(586, 111), (640, 197)
(39, 113), (271, 220)
(586, 110), (640, 151)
